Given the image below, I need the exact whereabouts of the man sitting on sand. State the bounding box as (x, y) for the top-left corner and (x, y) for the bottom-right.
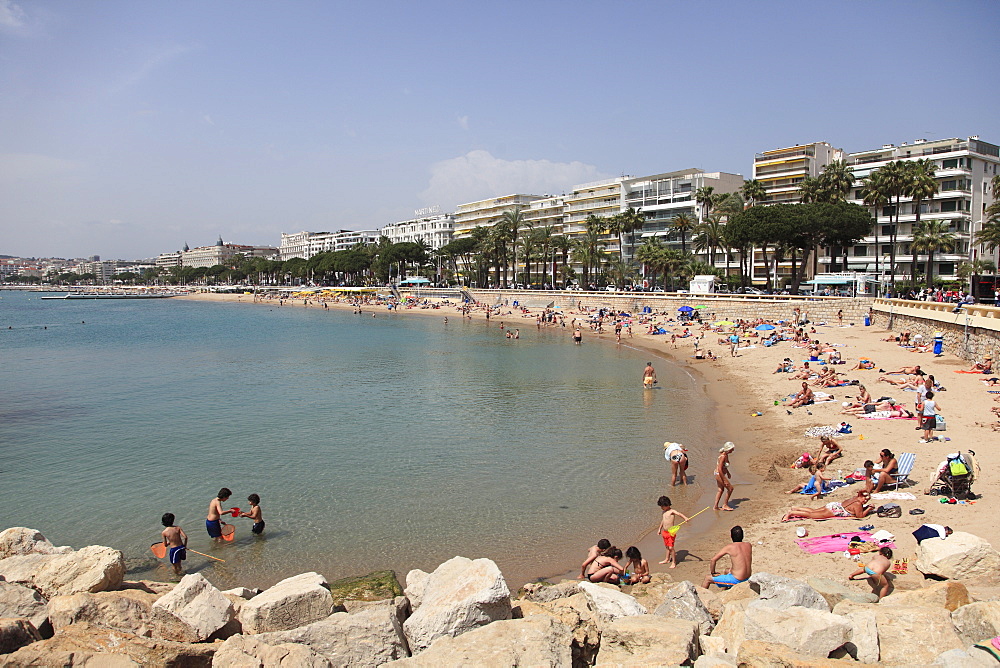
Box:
(784, 382), (815, 408)
(781, 489), (873, 521)
(702, 526), (752, 589)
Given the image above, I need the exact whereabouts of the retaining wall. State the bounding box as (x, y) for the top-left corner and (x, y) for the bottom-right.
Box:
(870, 299), (1000, 362)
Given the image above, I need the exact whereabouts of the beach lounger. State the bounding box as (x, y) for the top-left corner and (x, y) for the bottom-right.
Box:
(885, 452), (916, 491)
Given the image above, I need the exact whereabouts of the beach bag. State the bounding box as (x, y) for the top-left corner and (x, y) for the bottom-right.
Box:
(838, 423), (853, 434)
(948, 454), (969, 477)
(876, 504), (902, 518)
(936, 415), (947, 431)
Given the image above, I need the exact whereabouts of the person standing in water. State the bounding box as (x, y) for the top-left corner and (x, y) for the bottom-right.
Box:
(714, 442), (736, 511)
(643, 362), (657, 388)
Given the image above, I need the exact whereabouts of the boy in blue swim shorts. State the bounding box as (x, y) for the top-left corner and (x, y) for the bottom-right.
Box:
(160, 513), (188, 576)
(206, 488), (236, 541)
(703, 526), (753, 589)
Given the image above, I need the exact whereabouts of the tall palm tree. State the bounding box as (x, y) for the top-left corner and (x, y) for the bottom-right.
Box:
(533, 225), (554, 288)
(572, 216), (608, 287)
(498, 206), (529, 288)
(797, 176), (824, 204)
(635, 237), (665, 289)
(741, 180), (766, 207)
(974, 220), (1000, 253)
(671, 212), (697, 254)
(859, 172), (889, 278)
(912, 219), (956, 287)
(906, 159), (939, 283)
(877, 160), (909, 288)
(818, 160), (855, 202)
(694, 215), (725, 266)
(616, 207), (645, 261)
(552, 234), (572, 288)
(695, 186), (715, 222)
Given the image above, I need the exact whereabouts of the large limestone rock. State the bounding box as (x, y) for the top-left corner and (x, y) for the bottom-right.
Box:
(387, 616), (571, 667)
(806, 576), (879, 608)
(49, 591), (154, 637)
(654, 580), (715, 634)
(841, 607), (879, 664)
(933, 647), (999, 667)
(694, 654), (737, 668)
(875, 604), (965, 666)
(596, 616), (700, 666)
(327, 570), (402, 607)
(0, 528), (71, 559)
(711, 598), (751, 654)
(578, 581), (646, 622)
(402, 556), (511, 652)
(884, 581), (972, 612)
(517, 593), (599, 665)
(238, 572), (333, 635)
(916, 532), (1000, 582)
(403, 569), (429, 611)
(0, 582), (49, 634)
(244, 604), (410, 666)
(519, 580), (580, 604)
(212, 634), (330, 667)
(748, 572), (829, 611)
(742, 602), (851, 657)
(736, 639), (877, 668)
(952, 601), (1000, 647)
(0, 546), (125, 598)
(0, 618), (42, 655)
(0, 621), (216, 666)
(151, 573), (232, 642)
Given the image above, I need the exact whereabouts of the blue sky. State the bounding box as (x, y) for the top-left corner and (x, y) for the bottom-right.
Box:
(2, 0), (998, 259)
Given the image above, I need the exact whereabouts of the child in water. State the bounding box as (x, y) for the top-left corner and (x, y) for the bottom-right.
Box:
(240, 493), (265, 534)
(161, 513), (188, 575)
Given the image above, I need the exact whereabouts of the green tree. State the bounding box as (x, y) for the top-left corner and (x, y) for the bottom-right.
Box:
(694, 215), (725, 266)
(695, 186), (715, 221)
(859, 172), (889, 278)
(671, 212), (697, 254)
(498, 206), (529, 288)
(741, 180), (766, 207)
(817, 160), (855, 202)
(911, 219), (956, 287)
(957, 259), (997, 296)
(877, 160), (910, 287)
(906, 159), (940, 283)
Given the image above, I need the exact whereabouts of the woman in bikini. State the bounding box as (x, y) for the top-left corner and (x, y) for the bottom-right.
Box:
(815, 436), (843, 468)
(781, 489), (872, 522)
(585, 547), (624, 584)
(714, 442), (735, 511)
(872, 449), (898, 494)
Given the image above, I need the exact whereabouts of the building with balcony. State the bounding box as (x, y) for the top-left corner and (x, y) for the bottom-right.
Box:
(279, 230), (379, 261)
(182, 237), (277, 268)
(836, 136), (1000, 283)
(752, 142), (844, 204)
(452, 194), (546, 239)
(380, 209), (454, 250)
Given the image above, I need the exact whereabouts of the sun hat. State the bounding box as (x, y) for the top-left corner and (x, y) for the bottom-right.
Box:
(720, 441), (736, 453)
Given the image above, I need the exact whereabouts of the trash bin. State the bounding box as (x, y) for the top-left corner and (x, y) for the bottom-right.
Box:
(864, 316), (871, 327)
(933, 332), (943, 356)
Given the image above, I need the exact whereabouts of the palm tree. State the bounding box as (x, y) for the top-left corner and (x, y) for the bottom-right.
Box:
(498, 206), (529, 288)
(906, 159), (939, 283)
(695, 186), (715, 222)
(534, 225), (554, 288)
(878, 160), (910, 288)
(797, 177), (824, 204)
(604, 258), (635, 289)
(859, 172), (889, 278)
(911, 219), (956, 287)
(572, 216), (608, 287)
(552, 234), (572, 288)
(635, 237), (665, 289)
(741, 180), (766, 207)
(958, 259), (997, 295)
(819, 160), (855, 202)
(616, 207), (645, 261)
(694, 215), (725, 266)
(671, 212), (697, 254)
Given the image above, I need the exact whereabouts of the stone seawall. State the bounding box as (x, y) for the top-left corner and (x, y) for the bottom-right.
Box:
(464, 290), (873, 326)
(871, 299), (1000, 362)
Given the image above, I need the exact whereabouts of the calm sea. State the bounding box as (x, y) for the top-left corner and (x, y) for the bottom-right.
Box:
(0, 290), (719, 589)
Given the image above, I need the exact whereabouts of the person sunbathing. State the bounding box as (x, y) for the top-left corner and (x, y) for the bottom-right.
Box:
(871, 449), (899, 493)
(810, 367), (837, 386)
(970, 357), (993, 373)
(849, 358), (875, 371)
(884, 365), (922, 376)
(877, 373), (921, 387)
(785, 382), (815, 408)
(781, 489), (872, 521)
(773, 358), (794, 374)
(788, 363), (814, 380)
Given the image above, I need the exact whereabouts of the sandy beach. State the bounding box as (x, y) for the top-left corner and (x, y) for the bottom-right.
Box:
(177, 290), (997, 597)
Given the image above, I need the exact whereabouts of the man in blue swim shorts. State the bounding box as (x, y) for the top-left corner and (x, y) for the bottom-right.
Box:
(703, 525), (753, 589)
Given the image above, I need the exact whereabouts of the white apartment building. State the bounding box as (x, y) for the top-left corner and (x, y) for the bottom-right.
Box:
(155, 251), (182, 269)
(625, 169), (744, 261)
(279, 230), (379, 261)
(452, 194), (546, 239)
(836, 136), (1000, 282)
(182, 238), (277, 268)
(379, 209), (454, 250)
(752, 142), (844, 204)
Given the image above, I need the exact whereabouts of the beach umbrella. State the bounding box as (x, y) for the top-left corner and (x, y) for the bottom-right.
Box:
(755, 324), (776, 331)
(677, 305), (694, 312)
(714, 320), (734, 327)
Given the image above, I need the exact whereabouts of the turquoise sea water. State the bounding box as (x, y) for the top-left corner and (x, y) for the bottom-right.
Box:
(0, 291), (718, 588)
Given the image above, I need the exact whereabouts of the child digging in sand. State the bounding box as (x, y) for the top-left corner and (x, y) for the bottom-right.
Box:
(623, 546), (651, 584)
(657, 496), (689, 567)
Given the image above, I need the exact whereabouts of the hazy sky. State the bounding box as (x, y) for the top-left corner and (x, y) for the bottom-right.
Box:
(2, 1), (998, 259)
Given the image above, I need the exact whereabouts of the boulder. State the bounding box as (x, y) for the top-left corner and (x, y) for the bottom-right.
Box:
(49, 592), (155, 637)
(578, 581), (646, 622)
(711, 598), (751, 655)
(519, 580), (580, 604)
(403, 569), (429, 611)
(0, 621), (216, 666)
(238, 572), (333, 634)
(517, 594), (599, 665)
(884, 581), (971, 612)
(0, 582), (49, 634)
(952, 601), (1000, 647)
(806, 576), (879, 607)
(402, 556), (511, 652)
(748, 571), (829, 611)
(875, 604), (964, 665)
(212, 634), (331, 667)
(696, 586), (724, 621)
(841, 607), (879, 664)
(742, 602), (851, 657)
(715, 581), (757, 607)
(0, 528), (71, 559)
(0, 618), (41, 655)
(653, 580), (715, 634)
(596, 616), (699, 666)
(699, 633), (727, 656)
(916, 532), (1000, 582)
(736, 639), (877, 668)
(694, 654), (737, 668)
(933, 648), (998, 667)
(387, 616), (571, 667)
(221, 587), (259, 600)
(327, 570), (403, 607)
(0, 546), (125, 598)
(342, 596), (410, 626)
(151, 573), (233, 642)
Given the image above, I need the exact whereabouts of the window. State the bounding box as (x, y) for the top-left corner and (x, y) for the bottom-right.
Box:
(880, 245), (893, 255)
(942, 201), (958, 212)
(943, 158), (958, 169)
(939, 263), (954, 275)
(881, 224), (896, 236)
(853, 246), (868, 256)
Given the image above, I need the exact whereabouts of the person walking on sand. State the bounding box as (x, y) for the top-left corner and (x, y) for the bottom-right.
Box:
(702, 525), (752, 589)
(920, 390), (941, 443)
(657, 495), (689, 567)
(714, 442), (735, 511)
(643, 362), (657, 388)
(729, 332), (740, 357)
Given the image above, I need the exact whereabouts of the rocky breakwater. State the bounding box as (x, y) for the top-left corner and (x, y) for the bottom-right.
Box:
(6, 526), (1000, 665)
